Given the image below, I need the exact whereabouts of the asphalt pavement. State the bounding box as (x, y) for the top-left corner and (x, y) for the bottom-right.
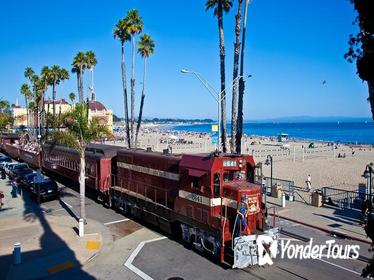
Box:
(0, 156), (372, 280)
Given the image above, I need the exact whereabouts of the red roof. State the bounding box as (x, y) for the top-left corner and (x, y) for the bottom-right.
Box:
(88, 101), (106, 111)
(44, 98), (69, 105)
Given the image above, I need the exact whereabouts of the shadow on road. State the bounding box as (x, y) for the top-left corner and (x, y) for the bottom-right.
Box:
(0, 181), (95, 279)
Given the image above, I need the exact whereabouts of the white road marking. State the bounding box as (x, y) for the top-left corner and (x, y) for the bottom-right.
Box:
(316, 258), (361, 276)
(104, 218), (130, 226)
(124, 236), (167, 280)
(60, 200), (73, 208)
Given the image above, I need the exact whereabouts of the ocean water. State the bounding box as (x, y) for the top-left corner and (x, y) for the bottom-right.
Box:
(171, 122), (374, 144)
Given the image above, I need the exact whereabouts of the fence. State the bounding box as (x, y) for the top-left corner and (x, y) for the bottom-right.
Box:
(255, 175), (295, 201)
(321, 186), (373, 210)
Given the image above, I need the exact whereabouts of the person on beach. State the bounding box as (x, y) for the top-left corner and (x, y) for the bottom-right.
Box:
(306, 174), (312, 192)
(0, 191), (4, 209)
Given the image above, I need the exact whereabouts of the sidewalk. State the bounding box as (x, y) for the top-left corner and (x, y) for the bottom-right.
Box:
(0, 178), (112, 280)
(266, 194), (371, 244)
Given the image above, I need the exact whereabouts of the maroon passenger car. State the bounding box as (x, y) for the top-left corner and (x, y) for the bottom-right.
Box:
(42, 143), (119, 197)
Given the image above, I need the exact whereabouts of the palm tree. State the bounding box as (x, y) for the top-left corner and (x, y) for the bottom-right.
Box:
(28, 101), (36, 128)
(85, 51), (97, 101)
(135, 34), (155, 147)
(20, 83), (33, 127)
(24, 67), (35, 82)
(125, 9), (143, 148)
(206, 0), (232, 153)
(69, 92), (76, 107)
(236, 0), (250, 154)
(49, 66), (70, 120)
(71, 66), (80, 101)
(40, 66), (51, 138)
(114, 17), (131, 148)
(72, 52), (87, 103)
(230, 0), (243, 154)
(52, 103), (110, 231)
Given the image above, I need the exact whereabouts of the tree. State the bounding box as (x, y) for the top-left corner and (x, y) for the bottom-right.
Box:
(72, 52), (87, 103)
(135, 34), (155, 147)
(206, 0), (232, 153)
(236, 0), (250, 154)
(230, 0), (243, 153)
(125, 9), (143, 148)
(52, 103), (110, 226)
(20, 84), (33, 127)
(0, 99), (13, 131)
(69, 92), (76, 106)
(114, 17), (131, 148)
(345, 0), (374, 120)
(49, 65), (70, 121)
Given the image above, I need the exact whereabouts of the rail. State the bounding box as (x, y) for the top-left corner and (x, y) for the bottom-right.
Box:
(255, 176), (295, 201)
(321, 186), (373, 210)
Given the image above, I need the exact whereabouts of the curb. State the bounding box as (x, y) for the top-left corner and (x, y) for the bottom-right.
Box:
(271, 213), (372, 245)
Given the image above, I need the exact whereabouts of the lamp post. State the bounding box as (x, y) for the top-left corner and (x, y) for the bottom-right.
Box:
(181, 69), (250, 153)
(265, 155), (273, 201)
(363, 163), (373, 213)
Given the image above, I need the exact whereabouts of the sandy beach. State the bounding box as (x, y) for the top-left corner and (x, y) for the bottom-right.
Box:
(108, 123), (373, 192)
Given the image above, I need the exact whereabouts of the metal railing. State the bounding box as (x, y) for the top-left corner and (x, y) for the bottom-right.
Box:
(321, 186), (373, 210)
(255, 175), (295, 201)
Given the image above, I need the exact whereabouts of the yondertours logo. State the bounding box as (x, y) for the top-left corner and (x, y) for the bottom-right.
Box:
(279, 239), (360, 260)
(233, 235), (360, 268)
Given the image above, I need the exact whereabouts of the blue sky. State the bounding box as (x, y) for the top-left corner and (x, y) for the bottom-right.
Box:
(0, 0), (370, 120)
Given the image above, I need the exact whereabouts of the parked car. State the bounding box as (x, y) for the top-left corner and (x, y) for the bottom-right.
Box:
(12, 168), (34, 184)
(19, 172), (37, 189)
(0, 156), (12, 170)
(9, 163), (30, 178)
(4, 162), (19, 174)
(30, 178), (60, 201)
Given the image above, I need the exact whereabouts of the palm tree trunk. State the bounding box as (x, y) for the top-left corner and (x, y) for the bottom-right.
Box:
(218, 0), (228, 153)
(76, 72), (81, 103)
(79, 68), (84, 103)
(52, 82), (56, 120)
(130, 36), (136, 148)
(236, 0), (250, 154)
(79, 151), (86, 221)
(135, 58), (147, 148)
(230, 0), (243, 154)
(25, 97), (29, 128)
(369, 80), (374, 121)
(121, 44), (131, 148)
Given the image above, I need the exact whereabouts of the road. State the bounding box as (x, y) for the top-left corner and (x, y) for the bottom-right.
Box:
(36, 179), (370, 280)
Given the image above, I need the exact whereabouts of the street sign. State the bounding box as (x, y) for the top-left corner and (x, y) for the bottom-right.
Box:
(211, 132), (218, 145)
(211, 124), (218, 132)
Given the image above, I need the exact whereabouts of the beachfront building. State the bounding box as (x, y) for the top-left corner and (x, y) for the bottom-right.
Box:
(12, 99), (113, 132)
(12, 103), (28, 127)
(88, 100), (113, 133)
(44, 98), (71, 115)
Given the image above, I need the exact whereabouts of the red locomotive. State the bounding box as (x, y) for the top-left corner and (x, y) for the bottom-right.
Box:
(0, 136), (279, 268)
(112, 149), (279, 267)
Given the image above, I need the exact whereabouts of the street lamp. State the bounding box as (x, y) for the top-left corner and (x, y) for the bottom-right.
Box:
(363, 163), (373, 213)
(181, 69), (250, 152)
(264, 155), (273, 202)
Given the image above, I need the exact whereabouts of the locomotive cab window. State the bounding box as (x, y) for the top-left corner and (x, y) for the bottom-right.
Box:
(191, 176), (200, 189)
(213, 173), (220, 198)
(223, 170), (246, 182)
